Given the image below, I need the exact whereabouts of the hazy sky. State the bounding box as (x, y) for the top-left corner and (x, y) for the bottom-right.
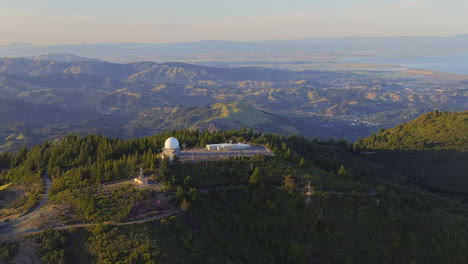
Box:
(1, 0), (467, 45)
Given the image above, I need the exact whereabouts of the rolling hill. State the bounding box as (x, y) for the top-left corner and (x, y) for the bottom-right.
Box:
(0, 58), (301, 82)
(356, 111), (468, 151)
(130, 103), (299, 135)
(356, 111), (468, 197)
(0, 100), (374, 153)
(0, 56), (467, 153)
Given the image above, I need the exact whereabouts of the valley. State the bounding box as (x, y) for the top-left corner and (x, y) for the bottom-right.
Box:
(0, 56), (466, 152)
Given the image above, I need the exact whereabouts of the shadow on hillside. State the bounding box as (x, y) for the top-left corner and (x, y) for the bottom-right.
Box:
(364, 150), (468, 201)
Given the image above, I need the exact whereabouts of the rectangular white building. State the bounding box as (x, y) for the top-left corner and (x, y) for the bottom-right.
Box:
(206, 143), (251, 151)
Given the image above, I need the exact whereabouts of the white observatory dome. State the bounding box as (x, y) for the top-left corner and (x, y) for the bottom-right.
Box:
(164, 137), (180, 149)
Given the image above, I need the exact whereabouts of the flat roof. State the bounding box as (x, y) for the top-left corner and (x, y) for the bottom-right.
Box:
(206, 143), (251, 147)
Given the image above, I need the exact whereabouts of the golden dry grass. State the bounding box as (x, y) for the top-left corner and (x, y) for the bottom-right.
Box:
(0, 182), (12, 191)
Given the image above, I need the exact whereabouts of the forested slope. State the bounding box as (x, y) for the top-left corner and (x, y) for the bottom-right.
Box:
(356, 111), (468, 151)
(1, 129), (468, 263)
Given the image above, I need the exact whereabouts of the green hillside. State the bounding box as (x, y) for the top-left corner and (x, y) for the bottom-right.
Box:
(356, 111), (468, 151)
(128, 103), (298, 134)
(1, 102), (338, 152)
(201, 103), (298, 134)
(355, 111), (468, 196)
(1, 130), (468, 263)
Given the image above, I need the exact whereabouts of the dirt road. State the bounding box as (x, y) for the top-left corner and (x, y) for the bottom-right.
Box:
(0, 173), (52, 233)
(18, 174), (52, 223)
(0, 209), (182, 241)
(0, 172), (183, 241)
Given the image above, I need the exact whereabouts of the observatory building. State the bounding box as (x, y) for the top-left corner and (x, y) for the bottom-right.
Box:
(163, 137), (180, 158)
(206, 142), (251, 151)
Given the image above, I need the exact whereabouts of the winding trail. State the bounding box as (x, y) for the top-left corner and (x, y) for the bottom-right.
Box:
(0, 177), (378, 241)
(0, 173), (52, 232)
(18, 173), (52, 223)
(0, 209), (182, 241)
(0, 172), (183, 241)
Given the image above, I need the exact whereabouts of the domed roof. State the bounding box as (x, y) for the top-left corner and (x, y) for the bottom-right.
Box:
(164, 137), (180, 149)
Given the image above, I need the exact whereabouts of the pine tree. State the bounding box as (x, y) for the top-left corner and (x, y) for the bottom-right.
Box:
(249, 167), (261, 185)
(299, 157), (306, 167)
(181, 199), (190, 211)
(283, 175), (296, 194)
(338, 165), (347, 176)
(176, 186), (184, 199)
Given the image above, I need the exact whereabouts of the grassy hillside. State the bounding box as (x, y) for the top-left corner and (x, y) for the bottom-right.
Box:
(127, 103), (298, 135)
(356, 111), (468, 151)
(201, 103), (298, 134)
(3, 101), (372, 152)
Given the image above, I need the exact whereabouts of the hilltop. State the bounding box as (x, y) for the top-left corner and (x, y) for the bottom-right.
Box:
(131, 102), (299, 135)
(356, 111), (468, 151)
(1, 129), (468, 263)
(356, 111), (468, 197)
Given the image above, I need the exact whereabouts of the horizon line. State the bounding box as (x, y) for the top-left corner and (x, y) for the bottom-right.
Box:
(2, 33), (468, 47)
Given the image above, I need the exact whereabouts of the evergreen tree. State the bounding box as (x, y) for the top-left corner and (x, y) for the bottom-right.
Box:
(181, 199), (190, 211)
(338, 165), (347, 176)
(249, 167), (261, 185)
(283, 175), (296, 194)
(299, 157), (306, 167)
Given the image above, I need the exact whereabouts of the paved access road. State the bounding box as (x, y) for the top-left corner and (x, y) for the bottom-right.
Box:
(179, 146), (273, 163)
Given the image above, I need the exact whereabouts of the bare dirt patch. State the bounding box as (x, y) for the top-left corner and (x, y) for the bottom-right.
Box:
(10, 238), (41, 264)
(15, 203), (77, 233)
(0, 184), (26, 221)
(129, 194), (173, 220)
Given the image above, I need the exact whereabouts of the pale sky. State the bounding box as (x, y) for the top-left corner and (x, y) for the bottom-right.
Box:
(1, 0), (467, 45)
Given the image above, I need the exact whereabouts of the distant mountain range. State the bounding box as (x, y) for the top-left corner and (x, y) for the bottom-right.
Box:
(0, 56), (466, 152)
(2, 35), (468, 62)
(28, 53), (105, 63)
(0, 57), (301, 81)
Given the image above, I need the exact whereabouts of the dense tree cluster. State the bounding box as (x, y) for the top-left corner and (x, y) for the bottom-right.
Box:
(2, 127), (467, 263)
(0, 129), (354, 223)
(355, 111), (468, 151)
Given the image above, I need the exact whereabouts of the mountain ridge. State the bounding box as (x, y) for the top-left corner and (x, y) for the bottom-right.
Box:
(0, 56), (466, 153)
(2, 35), (468, 62)
(0, 57), (301, 82)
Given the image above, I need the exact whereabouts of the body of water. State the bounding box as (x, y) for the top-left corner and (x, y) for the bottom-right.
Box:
(344, 54), (468, 75)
